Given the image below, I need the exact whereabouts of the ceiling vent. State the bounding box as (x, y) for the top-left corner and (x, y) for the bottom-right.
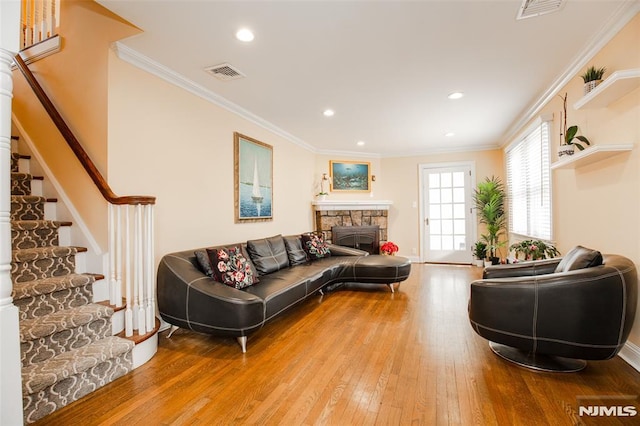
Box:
(516, 0), (565, 20)
(204, 63), (245, 81)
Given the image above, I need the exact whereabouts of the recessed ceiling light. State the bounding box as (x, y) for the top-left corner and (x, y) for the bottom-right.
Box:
(236, 28), (254, 42)
(357, 141), (365, 146)
(445, 132), (455, 137)
(323, 109), (335, 117)
(448, 92), (464, 100)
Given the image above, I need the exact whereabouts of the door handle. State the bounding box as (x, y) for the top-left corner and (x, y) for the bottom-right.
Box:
(425, 218), (429, 226)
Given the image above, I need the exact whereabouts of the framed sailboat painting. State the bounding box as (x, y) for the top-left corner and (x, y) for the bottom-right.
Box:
(234, 133), (273, 222)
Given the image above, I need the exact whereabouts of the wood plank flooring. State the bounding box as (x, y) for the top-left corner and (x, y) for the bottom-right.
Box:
(35, 264), (640, 425)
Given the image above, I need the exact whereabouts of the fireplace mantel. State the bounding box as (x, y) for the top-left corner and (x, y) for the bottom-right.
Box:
(311, 200), (393, 211)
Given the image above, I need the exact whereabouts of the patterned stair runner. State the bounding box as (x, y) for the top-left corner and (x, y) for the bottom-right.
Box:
(10, 140), (134, 424)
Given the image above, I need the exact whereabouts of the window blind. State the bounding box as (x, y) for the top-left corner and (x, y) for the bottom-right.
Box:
(506, 118), (552, 240)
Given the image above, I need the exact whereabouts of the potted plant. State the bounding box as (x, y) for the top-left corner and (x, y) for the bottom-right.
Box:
(473, 241), (487, 267)
(473, 176), (507, 265)
(317, 173), (329, 200)
(581, 65), (606, 95)
(509, 239), (560, 261)
(558, 92), (591, 157)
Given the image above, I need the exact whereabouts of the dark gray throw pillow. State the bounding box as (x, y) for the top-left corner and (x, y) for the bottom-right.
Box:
(284, 235), (308, 266)
(554, 245), (603, 273)
(195, 250), (214, 277)
(246, 235), (289, 275)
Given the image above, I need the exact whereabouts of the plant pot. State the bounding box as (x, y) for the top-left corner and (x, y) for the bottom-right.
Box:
(583, 80), (602, 96)
(490, 256), (500, 265)
(475, 259), (484, 267)
(317, 194), (327, 201)
(484, 260), (492, 268)
(558, 144), (575, 158)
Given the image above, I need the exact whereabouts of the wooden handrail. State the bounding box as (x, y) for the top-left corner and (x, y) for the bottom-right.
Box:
(13, 54), (155, 206)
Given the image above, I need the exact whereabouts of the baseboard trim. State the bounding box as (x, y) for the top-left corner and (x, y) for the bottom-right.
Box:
(618, 340), (640, 373)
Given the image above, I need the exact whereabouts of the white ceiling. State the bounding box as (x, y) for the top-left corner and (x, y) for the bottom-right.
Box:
(98, 0), (639, 157)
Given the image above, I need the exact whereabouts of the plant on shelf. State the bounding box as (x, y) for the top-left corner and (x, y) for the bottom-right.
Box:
(473, 176), (507, 264)
(581, 65), (606, 95)
(558, 92), (591, 157)
(380, 241), (399, 255)
(510, 239), (560, 261)
(316, 173), (329, 200)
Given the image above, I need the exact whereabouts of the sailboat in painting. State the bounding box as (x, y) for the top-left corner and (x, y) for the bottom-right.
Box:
(251, 158), (263, 203)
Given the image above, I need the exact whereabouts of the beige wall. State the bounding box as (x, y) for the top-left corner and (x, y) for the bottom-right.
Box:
(107, 52), (316, 258)
(510, 14), (640, 346)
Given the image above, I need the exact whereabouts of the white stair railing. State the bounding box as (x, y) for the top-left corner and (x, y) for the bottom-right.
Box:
(109, 203), (156, 336)
(20, 0), (59, 50)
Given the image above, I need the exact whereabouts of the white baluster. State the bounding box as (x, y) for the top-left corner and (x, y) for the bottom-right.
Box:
(115, 205), (122, 307)
(146, 205), (155, 332)
(135, 204), (146, 334)
(108, 203), (116, 305)
(35, 0), (42, 43)
(124, 205), (133, 336)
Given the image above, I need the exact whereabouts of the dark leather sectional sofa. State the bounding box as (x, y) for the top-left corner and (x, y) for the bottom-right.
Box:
(157, 234), (411, 352)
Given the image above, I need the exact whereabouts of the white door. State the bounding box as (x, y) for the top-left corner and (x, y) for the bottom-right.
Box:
(421, 164), (475, 264)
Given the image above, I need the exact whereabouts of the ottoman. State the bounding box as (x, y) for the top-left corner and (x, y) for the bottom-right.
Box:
(350, 254), (412, 293)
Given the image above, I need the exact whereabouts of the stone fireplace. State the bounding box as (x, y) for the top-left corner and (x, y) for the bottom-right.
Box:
(312, 200), (392, 249)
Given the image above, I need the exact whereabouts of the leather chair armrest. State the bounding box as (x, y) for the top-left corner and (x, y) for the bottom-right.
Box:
(483, 258), (561, 279)
(327, 244), (369, 257)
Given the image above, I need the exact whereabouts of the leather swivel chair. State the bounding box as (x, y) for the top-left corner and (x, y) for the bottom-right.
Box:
(468, 246), (637, 372)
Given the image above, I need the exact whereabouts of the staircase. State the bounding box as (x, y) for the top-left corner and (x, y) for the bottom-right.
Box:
(10, 139), (135, 424)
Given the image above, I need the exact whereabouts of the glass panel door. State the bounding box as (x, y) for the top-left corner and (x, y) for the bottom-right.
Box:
(422, 165), (473, 263)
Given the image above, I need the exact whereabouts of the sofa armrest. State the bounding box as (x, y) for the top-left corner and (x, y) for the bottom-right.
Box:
(327, 244), (369, 257)
(483, 258), (561, 279)
(157, 252), (265, 336)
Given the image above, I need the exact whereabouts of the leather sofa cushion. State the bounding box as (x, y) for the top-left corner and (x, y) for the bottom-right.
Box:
(284, 235), (308, 266)
(247, 235), (289, 275)
(555, 245), (603, 273)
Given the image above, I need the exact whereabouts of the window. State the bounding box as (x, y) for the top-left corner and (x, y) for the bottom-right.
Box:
(506, 116), (552, 240)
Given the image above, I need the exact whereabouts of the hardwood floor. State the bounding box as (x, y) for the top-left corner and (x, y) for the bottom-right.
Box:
(35, 264), (640, 425)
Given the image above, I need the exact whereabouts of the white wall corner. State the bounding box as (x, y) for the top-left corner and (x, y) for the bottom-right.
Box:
(618, 340), (640, 373)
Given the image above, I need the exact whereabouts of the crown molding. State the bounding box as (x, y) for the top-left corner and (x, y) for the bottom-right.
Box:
(382, 143), (501, 158)
(111, 42), (317, 153)
(501, 2), (640, 147)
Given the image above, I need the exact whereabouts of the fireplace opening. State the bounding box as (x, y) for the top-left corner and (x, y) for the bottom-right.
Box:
(332, 225), (380, 255)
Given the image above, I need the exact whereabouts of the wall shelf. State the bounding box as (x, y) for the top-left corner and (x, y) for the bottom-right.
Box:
(574, 69), (640, 110)
(551, 144), (634, 170)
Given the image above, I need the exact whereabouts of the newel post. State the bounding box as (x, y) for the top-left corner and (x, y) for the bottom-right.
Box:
(0, 1), (26, 424)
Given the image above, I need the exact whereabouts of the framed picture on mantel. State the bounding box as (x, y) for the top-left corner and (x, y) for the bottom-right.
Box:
(330, 160), (371, 192)
(234, 132), (273, 222)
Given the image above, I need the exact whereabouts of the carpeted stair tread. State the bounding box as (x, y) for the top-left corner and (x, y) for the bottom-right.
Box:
(11, 172), (33, 195)
(13, 273), (96, 302)
(21, 336), (135, 395)
(11, 220), (66, 250)
(11, 195), (46, 221)
(12, 220), (65, 230)
(12, 245), (81, 263)
(19, 304), (113, 342)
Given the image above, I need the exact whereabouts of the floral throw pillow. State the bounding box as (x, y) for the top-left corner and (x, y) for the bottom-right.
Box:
(206, 247), (259, 289)
(301, 233), (331, 260)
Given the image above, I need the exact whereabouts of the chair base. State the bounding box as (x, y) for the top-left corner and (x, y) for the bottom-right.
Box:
(489, 342), (587, 372)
